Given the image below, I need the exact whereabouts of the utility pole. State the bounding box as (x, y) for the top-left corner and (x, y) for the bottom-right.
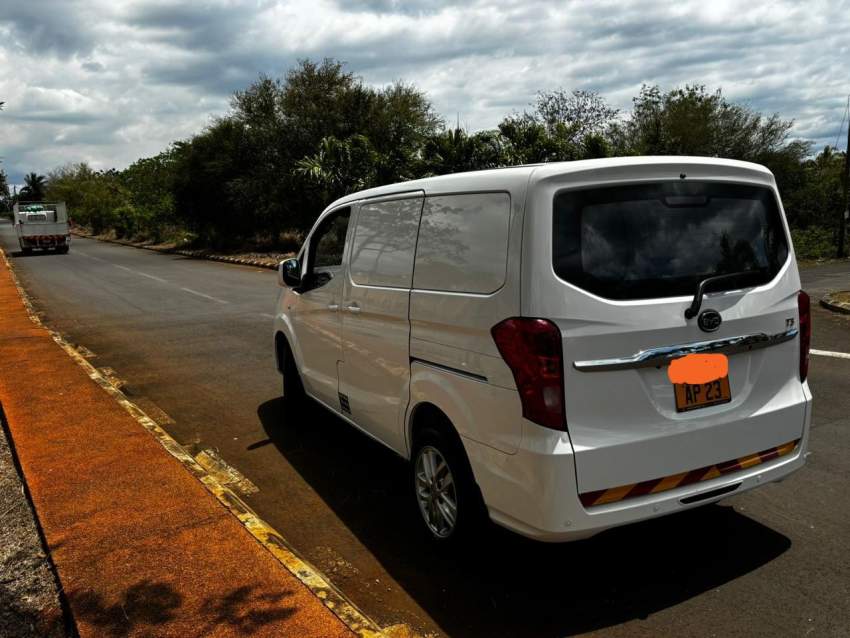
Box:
(839, 95), (850, 259)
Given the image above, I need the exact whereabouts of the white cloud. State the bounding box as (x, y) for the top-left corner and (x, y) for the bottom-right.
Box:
(0, 0), (847, 182)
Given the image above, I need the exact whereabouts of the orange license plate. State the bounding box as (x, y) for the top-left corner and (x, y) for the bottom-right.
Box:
(674, 376), (731, 412)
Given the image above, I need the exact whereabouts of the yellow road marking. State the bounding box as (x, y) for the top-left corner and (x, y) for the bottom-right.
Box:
(194, 448), (259, 495)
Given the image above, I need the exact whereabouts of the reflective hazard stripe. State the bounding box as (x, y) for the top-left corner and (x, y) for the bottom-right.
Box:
(579, 439), (799, 508)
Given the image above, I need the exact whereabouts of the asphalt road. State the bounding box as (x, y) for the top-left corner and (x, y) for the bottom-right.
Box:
(2, 220), (849, 637)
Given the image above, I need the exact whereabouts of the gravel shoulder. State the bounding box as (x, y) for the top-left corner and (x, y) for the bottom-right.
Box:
(0, 417), (69, 638)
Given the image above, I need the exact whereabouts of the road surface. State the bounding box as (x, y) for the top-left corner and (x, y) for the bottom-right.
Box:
(2, 220), (849, 637)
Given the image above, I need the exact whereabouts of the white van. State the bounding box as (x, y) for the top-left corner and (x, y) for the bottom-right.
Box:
(273, 157), (812, 543)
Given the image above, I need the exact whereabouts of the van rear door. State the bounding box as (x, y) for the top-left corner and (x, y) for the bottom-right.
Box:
(530, 175), (806, 501)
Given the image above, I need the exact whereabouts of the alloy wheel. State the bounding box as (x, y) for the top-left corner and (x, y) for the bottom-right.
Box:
(414, 445), (458, 538)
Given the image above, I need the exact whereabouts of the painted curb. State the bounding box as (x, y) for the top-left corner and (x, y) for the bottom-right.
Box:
(1, 247), (413, 638)
(70, 230), (284, 270)
(820, 291), (850, 315)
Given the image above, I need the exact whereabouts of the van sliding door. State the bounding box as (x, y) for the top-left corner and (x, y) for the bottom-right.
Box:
(339, 193), (424, 454)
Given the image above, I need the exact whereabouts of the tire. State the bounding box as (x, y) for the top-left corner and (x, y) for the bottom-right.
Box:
(21, 247), (33, 256)
(411, 424), (485, 544)
(279, 338), (306, 410)
(56, 245), (69, 254)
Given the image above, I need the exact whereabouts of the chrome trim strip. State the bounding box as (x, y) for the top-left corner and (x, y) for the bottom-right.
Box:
(411, 358), (488, 383)
(573, 328), (798, 372)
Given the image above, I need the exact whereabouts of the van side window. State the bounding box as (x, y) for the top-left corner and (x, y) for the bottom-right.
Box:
(313, 209), (350, 268)
(413, 193), (511, 294)
(349, 197), (422, 288)
(306, 207), (351, 288)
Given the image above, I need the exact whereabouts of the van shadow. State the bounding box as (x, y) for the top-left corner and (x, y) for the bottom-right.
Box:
(10, 249), (52, 258)
(257, 397), (790, 638)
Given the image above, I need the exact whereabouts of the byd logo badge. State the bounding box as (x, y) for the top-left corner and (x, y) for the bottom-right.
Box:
(698, 309), (722, 332)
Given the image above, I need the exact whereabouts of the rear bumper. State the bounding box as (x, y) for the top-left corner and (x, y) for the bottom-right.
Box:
(20, 235), (69, 248)
(464, 382), (812, 542)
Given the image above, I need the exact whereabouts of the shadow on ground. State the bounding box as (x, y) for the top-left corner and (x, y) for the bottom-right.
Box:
(257, 397), (790, 638)
(0, 579), (65, 638)
(70, 580), (297, 636)
(9, 250), (67, 258)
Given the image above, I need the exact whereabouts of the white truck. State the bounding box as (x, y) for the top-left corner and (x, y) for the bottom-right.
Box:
(13, 202), (71, 254)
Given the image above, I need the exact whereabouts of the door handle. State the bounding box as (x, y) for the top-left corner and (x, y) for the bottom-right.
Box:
(345, 303), (361, 314)
(327, 303), (339, 311)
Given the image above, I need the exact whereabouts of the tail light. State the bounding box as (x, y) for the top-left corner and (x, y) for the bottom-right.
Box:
(491, 318), (566, 430)
(798, 291), (811, 382)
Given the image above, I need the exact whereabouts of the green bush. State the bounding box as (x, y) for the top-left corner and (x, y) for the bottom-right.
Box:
(791, 227), (837, 260)
(110, 204), (140, 238)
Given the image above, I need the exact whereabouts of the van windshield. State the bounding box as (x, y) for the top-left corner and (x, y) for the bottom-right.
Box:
(552, 181), (789, 300)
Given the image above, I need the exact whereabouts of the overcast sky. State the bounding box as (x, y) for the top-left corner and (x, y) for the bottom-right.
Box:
(1, 0), (848, 184)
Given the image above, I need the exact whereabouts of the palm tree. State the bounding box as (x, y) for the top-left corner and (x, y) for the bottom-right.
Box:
(295, 135), (378, 200)
(19, 172), (47, 201)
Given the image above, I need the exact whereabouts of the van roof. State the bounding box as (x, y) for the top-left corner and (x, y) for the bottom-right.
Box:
(323, 156), (774, 213)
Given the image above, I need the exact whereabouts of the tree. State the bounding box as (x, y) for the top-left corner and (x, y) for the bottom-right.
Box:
(366, 81), (442, 183)
(171, 118), (253, 245)
(491, 89), (618, 164)
(610, 84), (809, 163)
(493, 89), (618, 165)
(281, 60), (366, 144)
(46, 163), (95, 212)
(295, 134), (379, 201)
(782, 146), (845, 229)
(193, 59), (444, 237)
(28, 65), (842, 257)
(534, 89), (618, 143)
(0, 169), (10, 212)
(19, 172), (47, 201)
(119, 150), (178, 241)
(420, 128), (511, 175)
(0, 102), (7, 212)
(45, 164), (129, 234)
(497, 113), (577, 163)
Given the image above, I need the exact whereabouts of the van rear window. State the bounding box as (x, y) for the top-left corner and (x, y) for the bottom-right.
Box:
(552, 181), (789, 300)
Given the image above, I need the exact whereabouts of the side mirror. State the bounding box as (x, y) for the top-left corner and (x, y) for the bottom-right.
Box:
(278, 258), (301, 288)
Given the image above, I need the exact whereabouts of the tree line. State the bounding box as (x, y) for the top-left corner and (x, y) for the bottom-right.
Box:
(2, 59), (847, 258)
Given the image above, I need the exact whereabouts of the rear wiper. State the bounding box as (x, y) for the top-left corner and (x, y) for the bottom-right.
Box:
(684, 271), (753, 320)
